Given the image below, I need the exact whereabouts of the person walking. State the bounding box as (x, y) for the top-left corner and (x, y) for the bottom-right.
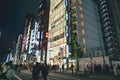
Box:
(5, 61), (16, 80)
(71, 63), (74, 74)
(1, 63), (8, 79)
(32, 62), (41, 80)
(113, 64), (118, 80)
(62, 64), (64, 72)
(41, 64), (49, 80)
(117, 64), (120, 80)
(0, 64), (3, 79)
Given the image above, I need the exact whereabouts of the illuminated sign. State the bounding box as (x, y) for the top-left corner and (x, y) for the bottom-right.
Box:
(39, 4), (43, 9)
(65, 11), (68, 20)
(46, 32), (49, 38)
(65, 0), (69, 6)
(66, 26), (68, 37)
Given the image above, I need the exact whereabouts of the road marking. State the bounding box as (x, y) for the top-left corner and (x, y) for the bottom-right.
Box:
(14, 75), (22, 80)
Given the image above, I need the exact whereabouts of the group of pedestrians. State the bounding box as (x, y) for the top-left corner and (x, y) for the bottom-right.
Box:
(31, 62), (49, 80)
(0, 61), (16, 80)
(84, 63), (120, 80)
(50, 63), (74, 74)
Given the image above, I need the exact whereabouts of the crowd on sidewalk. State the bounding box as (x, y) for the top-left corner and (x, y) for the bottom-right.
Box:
(30, 62), (49, 80)
(0, 61), (50, 80)
(47, 63), (120, 80)
(83, 63), (120, 80)
(0, 61), (16, 80)
(0, 60), (120, 80)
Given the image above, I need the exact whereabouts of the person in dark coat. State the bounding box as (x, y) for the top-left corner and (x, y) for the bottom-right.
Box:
(71, 63), (74, 74)
(62, 64), (64, 72)
(0, 64), (3, 79)
(32, 62), (41, 80)
(41, 64), (49, 80)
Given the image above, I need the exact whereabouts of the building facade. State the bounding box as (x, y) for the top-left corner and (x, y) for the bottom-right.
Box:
(14, 35), (23, 64)
(20, 14), (34, 64)
(48, 0), (105, 67)
(48, 0), (67, 65)
(94, 0), (120, 61)
(28, 19), (40, 63)
(37, 0), (50, 63)
(69, 0), (105, 57)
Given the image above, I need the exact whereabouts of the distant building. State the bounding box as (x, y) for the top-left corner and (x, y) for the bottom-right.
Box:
(6, 52), (14, 63)
(21, 13), (34, 64)
(28, 19), (40, 63)
(14, 35), (23, 64)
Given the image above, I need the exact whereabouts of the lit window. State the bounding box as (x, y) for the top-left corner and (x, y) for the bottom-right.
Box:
(79, 0), (82, 4)
(80, 7), (82, 11)
(79, 12), (83, 18)
(80, 20), (84, 25)
(82, 38), (85, 43)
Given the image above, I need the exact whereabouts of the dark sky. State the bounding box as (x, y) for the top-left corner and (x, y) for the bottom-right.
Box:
(0, 0), (41, 54)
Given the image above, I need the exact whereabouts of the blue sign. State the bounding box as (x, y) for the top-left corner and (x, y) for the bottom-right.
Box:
(65, 0), (69, 6)
(65, 11), (68, 20)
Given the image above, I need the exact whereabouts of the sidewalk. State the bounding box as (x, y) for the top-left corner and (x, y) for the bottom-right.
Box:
(20, 69), (115, 80)
(50, 70), (115, 80)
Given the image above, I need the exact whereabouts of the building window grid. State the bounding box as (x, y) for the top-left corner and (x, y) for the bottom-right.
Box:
(105, 32), (111, 37)
(101, 4), (107, 9)
(102, 12), (109, 18)
(49, 1), (66, 47)
(83, 7), (99, 22)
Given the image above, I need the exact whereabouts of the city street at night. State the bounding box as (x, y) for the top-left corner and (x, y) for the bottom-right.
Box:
(0, 0), (120, 80)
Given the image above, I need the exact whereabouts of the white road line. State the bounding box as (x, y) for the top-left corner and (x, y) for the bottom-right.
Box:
(14, 75), (22, 80)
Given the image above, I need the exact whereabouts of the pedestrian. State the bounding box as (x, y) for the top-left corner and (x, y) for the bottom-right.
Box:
(32, 62), (41, 80)
(59, 63), (62, 72)
(5, 61), (16, 80)
(113, 64), (118, 80)
(1, 63), (8, 79)
(62, 64), (64, 72)
(0, 64), (3, 79)
(71, 63), (74, 74)
(89, 63), (93, 76)
(41, 64), (49, 80)
(84, 63), (89, 75)
(117, 64), (120, 80)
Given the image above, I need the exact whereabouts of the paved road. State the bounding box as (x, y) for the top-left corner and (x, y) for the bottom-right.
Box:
(16, 71), (109, 80)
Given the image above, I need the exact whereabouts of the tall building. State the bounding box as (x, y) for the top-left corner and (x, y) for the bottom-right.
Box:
(70, 0), (105, 56)
(94, 0), (120, 61)
(48, 0), (67, 65)
(21, 13), (34, 64)
(48, 0), (105, 67)
(14, 35), (23, 64)
(28, 18), (40, 63)
(37, 0), (50, 63)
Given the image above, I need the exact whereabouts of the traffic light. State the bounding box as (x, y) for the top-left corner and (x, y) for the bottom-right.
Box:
(45, 32), (49, 38)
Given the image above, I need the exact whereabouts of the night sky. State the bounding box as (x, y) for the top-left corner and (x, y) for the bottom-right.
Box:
(0, 0), (41, 55)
